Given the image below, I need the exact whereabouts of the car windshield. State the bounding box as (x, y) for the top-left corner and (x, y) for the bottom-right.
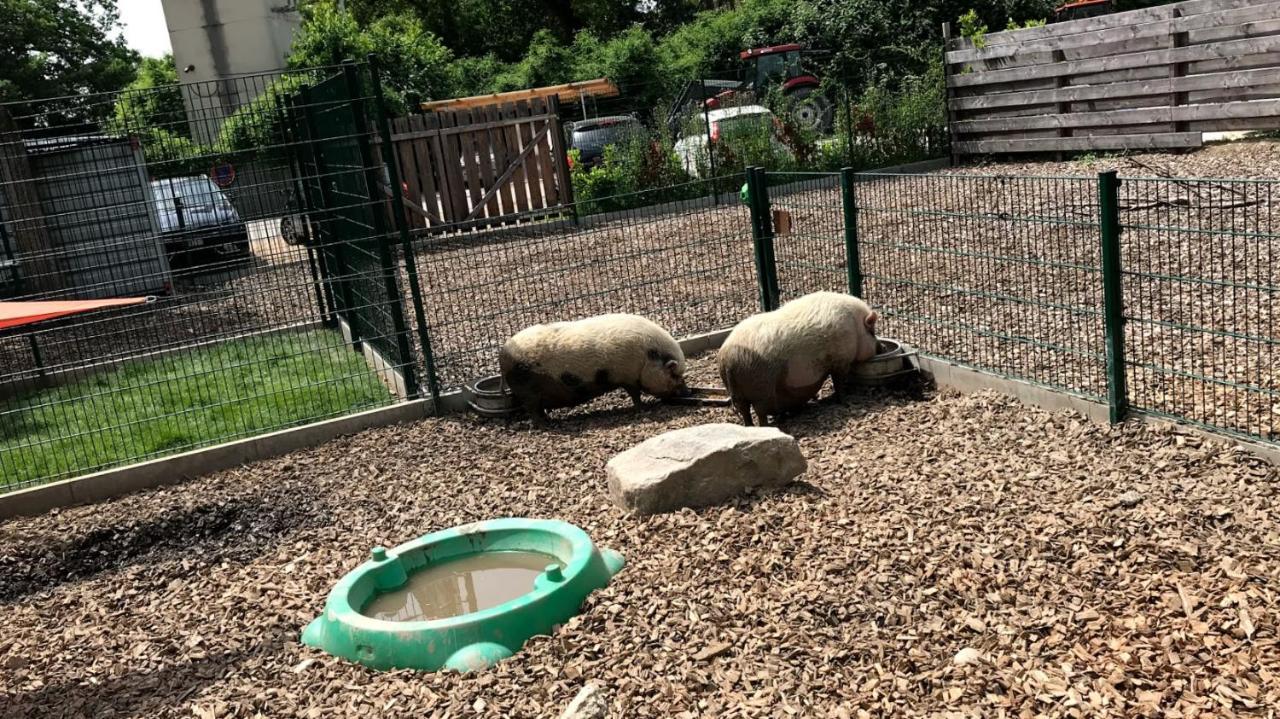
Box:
(151, 177), (231, 211)
(571, 119), (639, 154)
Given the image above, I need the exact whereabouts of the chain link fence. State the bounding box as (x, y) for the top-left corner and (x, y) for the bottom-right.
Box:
(2, 49), (1275, 494)
(0, 62), (414, 492)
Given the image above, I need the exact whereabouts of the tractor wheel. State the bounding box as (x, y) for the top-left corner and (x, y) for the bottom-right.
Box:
(787, 86), (833, 134)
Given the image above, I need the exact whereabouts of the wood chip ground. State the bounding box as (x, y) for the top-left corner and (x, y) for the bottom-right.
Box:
(2, 355), (1277, 717)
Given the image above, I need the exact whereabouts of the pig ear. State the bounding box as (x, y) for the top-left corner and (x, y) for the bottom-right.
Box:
(865, 310), (879, 333)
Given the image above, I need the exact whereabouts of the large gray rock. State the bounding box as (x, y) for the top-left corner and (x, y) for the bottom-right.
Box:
(606, 423), (806, 515)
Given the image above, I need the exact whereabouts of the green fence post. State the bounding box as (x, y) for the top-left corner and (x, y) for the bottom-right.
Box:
(344, 60), (420, 400)
(368, 55), (441, 410)
(840, 166), (863, 298)
(1098, 170), (1128, 423)
(746, 166), (779, 311)
(300, 83), (359, 346)
(700, 79), (719, 203)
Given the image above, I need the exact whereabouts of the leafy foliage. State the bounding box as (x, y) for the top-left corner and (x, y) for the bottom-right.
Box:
(570, 125), (699, 214)
(289, 1), (455, 110)
(0, 0), (138, 122)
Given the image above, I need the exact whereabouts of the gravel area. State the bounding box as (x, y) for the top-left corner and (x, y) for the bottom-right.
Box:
(2, 353), (1277, 717)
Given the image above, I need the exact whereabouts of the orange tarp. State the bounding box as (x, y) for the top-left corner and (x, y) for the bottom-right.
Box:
(0, 298), (150, 330)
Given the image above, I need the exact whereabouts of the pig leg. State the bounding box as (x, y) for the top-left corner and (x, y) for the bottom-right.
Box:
(752, 403), (775, 427)
(831, 370), (855, 400)
(732, 398), (755, 426)
(624, 385), (644, 407)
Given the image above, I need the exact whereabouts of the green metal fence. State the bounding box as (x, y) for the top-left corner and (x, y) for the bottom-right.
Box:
(738, 166), (1277, 446)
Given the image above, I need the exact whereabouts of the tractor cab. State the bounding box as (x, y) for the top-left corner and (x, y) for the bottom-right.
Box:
(740, 44), (807, 90)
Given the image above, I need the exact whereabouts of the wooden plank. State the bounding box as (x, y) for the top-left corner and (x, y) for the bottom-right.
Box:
(951, 34), (1280, 88)
(947, 3), (1280, 63)
(954, 132), (1203, 154)
(407, 114), (442, 227)
(487, 103), (514, 215)
(954, 98), (1280, 134)
(531, 98), (560, 208)
(947, 0), (1271, 51)
(458, 124), (552, 222)
(545, 95), (574, 211)
(423, 113), (451, 224)
(1190, 116), (1280, 132)
(393, 116), (425, 229)
(515, 100), (546, 210)
(419, 78), (619, 112)
(436, 110), (467, 223)
(473, 104), (501, 214)
(950, 67), (1280, 111)
(390, 114), (558, 141)
(457, 109), (485, 218)
(488, 102), (519, 212)
(503, 102), (531, 215)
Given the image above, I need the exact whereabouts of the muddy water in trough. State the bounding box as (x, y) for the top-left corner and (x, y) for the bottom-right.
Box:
(361, 551), (561, 622)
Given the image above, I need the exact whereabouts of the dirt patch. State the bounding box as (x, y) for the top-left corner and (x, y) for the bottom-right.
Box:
(2, 351), (1276, 716)
(0, 496), (312, 603)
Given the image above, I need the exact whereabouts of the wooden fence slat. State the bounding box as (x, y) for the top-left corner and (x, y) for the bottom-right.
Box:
(515, 100), (546, 210)
(472, 105), (499, 219)
(389, 114), (559, 141)
(955, 98), (1280, 134)
(437, 110), (467, 223)
(948, 0), (1271, 51)
(947, 3), (1280, 63)
(503, 102), (531, 215)
(954, 132), (1203, 154)
(492, 103), (519, 215)
(951, 35), (1280, 88)
(951, 67), (1280, 112)
(532, 98), (560, 207)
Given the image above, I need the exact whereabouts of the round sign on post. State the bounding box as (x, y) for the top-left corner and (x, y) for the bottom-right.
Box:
(211, 163), (236, 188)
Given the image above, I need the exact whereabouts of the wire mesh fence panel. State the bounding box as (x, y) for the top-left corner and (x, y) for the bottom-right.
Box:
(1118, 177), (1280, 442)
(0, 63), (410, 492)
(855, 173), (1107, 399)
(407, 178), (757, 389)
(302, 70), (414, 379)
(767, 172), (848, 302)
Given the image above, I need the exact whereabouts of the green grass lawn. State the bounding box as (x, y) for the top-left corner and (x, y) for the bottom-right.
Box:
(0, 329), (392, 491)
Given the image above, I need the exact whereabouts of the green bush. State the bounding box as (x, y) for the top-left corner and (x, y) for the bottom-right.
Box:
(818, 59), (948, 171)
(569, 129), (699, 215)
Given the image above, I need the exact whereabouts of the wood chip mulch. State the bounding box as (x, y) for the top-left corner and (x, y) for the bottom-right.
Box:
(2, 353), (1277, 717)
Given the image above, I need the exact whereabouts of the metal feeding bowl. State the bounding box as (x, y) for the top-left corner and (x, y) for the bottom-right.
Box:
(850, 338), (919, 385)
(466, 374), (518, 416)
(663, 386), (732, 408)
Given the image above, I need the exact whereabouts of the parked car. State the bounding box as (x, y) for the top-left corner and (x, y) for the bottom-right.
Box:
(149, 176), (250, 267)
(567, 115), (643, 169)
(673, 105), (792, 178)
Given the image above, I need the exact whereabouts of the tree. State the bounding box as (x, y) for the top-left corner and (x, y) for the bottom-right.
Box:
(112, 56), (187, 135)
(0, 0), (138, 122)
(289, 1), (456, 109)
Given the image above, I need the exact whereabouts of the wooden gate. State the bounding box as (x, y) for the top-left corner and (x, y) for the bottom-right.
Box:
(388, 98), (574, 232)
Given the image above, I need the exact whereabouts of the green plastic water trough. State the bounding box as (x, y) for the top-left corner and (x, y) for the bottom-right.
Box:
(301, 518), (624, 672)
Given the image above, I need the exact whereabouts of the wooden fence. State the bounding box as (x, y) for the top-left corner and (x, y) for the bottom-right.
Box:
(387, 97), (574, 232)
(944, 0), (1280, 156)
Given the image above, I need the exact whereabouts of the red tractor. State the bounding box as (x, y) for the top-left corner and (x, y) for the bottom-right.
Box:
(1050, 0), (1113, 23)
(670, 43), (833, 135)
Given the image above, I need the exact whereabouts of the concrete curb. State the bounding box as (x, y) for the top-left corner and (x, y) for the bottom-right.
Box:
(0, 400), (430, 520)
(916, 355), (1280, 466)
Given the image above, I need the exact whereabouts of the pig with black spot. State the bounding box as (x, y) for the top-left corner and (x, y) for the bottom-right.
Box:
(499, 313), (688, 422)
(718, 291), (879, 426)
